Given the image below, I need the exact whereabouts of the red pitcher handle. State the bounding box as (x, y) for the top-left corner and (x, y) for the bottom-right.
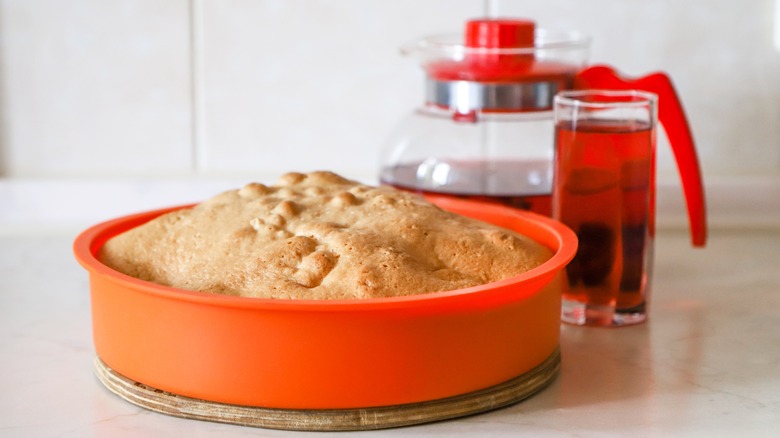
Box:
(574, 65), (707, 247)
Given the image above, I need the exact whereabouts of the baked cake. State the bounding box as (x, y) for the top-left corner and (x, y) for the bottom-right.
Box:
(99, 171), (551, 299)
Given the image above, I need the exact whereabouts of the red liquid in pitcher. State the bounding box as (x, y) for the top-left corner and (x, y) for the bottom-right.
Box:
(554, 119), (654, 316)
(380, 159), (553, 216)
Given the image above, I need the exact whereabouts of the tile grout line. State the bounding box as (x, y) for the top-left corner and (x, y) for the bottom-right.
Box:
(189, 0), (206, 174)
(484, 0), (499, 16)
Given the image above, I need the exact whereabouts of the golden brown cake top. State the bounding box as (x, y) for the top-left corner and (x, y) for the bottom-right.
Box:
(99, 171), (551, 299)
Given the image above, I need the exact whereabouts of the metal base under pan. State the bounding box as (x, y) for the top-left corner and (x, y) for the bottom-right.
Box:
(93, 347), (561, 431)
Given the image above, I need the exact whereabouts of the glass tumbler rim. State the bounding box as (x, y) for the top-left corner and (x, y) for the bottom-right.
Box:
(554, 89), (658, 109)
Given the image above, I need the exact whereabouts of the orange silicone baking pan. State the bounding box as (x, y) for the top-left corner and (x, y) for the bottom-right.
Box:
(74, 195), (577, 417)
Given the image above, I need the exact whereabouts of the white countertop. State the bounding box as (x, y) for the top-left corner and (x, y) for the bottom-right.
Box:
(2, 229), (780, 437)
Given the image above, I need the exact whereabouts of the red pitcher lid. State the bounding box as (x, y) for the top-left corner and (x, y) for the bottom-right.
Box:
(465, 19), (535, 49)
(416, 19), (589, 112)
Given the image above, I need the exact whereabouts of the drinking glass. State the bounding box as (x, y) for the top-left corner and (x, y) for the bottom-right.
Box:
(553, 90), (657, 327)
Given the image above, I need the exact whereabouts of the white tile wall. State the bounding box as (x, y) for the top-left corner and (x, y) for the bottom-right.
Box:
(196, 0), (484, 178)
(495, 0), (780, 176)
(0, 0), (779, 229)
(0, 0), (193, 177)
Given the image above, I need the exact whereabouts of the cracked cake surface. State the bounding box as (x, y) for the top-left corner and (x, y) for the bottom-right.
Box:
(98, 171), (552, 299)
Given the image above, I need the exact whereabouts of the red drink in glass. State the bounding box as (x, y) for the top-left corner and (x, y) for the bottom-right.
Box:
(553, 90), (657, 326)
